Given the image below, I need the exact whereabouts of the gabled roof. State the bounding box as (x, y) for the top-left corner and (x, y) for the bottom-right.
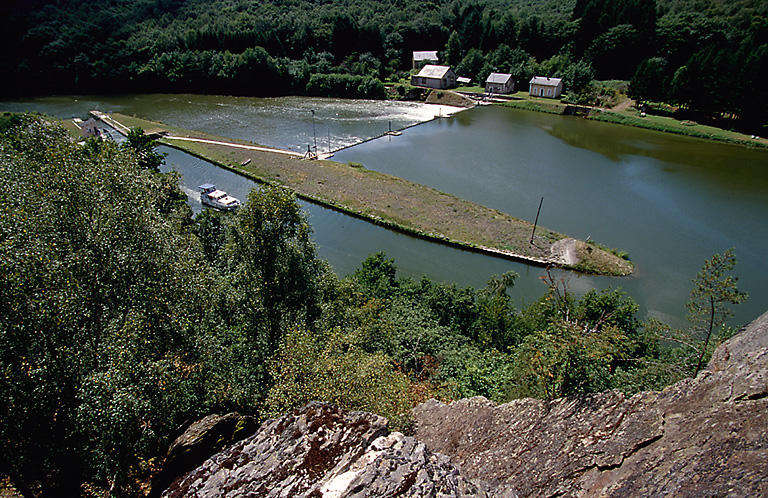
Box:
(415, 65), (453, 79)
(529, 76), (562, 86)
(413, 51), (439, 61)
(486, 73), (513, 84)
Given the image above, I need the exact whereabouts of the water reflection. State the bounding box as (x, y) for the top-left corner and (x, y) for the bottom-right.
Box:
(337, 106), (768, 326)
(3, 95), (767, 326)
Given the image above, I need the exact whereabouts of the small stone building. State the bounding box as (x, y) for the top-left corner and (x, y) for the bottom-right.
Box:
(411, 65), (457, 89)
(529, 76), (563, 98)
(485, 73), (515, 94)
(412, 51), (439, 69)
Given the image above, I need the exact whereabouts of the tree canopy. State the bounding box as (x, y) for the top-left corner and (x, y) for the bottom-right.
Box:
(0, 115), (751, 495)
(2, 0), (766, 127)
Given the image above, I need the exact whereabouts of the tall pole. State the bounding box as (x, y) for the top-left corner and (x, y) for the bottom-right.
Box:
(311, 109), (317, 158)
(530, 196), (543, 244)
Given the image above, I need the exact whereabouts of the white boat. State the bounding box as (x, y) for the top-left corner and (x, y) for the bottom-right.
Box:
(198, 184), (241, 211)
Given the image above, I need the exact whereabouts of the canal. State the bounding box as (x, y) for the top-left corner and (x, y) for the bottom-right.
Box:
(3, 94), (767, 326)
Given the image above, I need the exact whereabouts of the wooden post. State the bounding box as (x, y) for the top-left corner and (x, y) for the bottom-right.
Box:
(530, 196), (543, 244)
(311, 109), (317, 157)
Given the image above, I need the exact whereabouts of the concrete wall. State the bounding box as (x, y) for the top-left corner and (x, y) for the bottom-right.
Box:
(486, 80), (514, 94)
(529, 82), (563, 98)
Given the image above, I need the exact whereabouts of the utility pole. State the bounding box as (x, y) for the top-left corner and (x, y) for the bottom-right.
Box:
(530, 196), (543, 244)
(311, 109), (317, 158)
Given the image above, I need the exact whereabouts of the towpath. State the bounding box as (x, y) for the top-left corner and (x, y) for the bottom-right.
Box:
(163, 136), (303, 157)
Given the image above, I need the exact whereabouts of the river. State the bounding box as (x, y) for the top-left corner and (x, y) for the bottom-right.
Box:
(3, 94), (767, 326)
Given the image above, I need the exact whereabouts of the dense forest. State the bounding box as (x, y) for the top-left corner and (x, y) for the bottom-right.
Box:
(0, 114), (747, 495)
(1, 0), (766, 128)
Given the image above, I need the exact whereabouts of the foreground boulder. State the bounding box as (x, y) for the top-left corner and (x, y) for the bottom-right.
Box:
(162, 402), (484, 497)
(413, 310), (768, 496)
(161, 311), (767, 496)
(152, 412), (258, 495)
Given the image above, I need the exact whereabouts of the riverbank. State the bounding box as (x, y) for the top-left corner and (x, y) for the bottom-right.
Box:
(490, 93), (768, 149)
(99, 111), (633, 276)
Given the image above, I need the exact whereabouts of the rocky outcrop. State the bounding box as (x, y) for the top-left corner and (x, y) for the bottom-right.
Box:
(161, 312), (767, 497)
(413, 310), (768, 496)
(162, 402), (484, 497)
(152, 412), (258, 496)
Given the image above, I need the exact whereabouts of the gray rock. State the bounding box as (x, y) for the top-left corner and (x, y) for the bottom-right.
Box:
(413, 310), (768, 497)
(162, 402), (483, 497)
(152, 412), (258, 496)
(161, 311), (768, 497)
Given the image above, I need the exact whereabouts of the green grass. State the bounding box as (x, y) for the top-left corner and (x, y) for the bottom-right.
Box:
(2, 111), (83, 139)
(58, 118), (83, 138)
(104, 112), (633, 276)
(486, 90), (768, 150)
(500, 99), (566, 115)
(588, 109), (768, 149)
(455, 85), (485, 94)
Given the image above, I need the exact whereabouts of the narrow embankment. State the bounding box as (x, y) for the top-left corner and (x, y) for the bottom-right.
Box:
(492, 98), (768, 149)
(99, 111), (633, 276)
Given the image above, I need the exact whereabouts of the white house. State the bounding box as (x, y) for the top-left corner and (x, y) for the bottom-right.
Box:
(529, 76), (563, 98)
(485, 73), (515, 94)
(412, 51), (439, 69)
(411, 65), (457, 89)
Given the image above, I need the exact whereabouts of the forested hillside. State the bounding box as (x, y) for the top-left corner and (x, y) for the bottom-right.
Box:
(1, 0), (766, 126)
(0, 114), (747, 494)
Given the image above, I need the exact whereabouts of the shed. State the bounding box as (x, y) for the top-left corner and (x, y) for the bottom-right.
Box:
(529, 76), (563, 98)
(456, 76), (472, 86)
(485, 73), (515, 94)
(412, 51), (439, 69)
(411, 65), (457, 90)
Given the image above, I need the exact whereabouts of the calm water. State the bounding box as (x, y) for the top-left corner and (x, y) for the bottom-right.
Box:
(3, 95), (767, 326)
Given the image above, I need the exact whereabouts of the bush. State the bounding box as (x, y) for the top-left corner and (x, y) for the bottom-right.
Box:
(306, 73), (386, 99)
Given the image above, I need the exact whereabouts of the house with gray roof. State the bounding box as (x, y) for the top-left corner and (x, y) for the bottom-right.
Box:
(412, 51), (439, 69)
(485, 73), (515, 94)
(529, 76), (563, 98)
(411, 65), (457, 89)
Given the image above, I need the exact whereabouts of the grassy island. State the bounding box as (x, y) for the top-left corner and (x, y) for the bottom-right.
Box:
(103, 112), (633, 276)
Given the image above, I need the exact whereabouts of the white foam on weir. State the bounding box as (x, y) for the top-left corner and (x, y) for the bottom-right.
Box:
(423, 103), (465, 117)
(315, 102), (467, 151)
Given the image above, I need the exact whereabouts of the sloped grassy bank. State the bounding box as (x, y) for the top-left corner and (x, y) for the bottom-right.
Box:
(107, 112), (633, 276)
(496, 98), (768, 149)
